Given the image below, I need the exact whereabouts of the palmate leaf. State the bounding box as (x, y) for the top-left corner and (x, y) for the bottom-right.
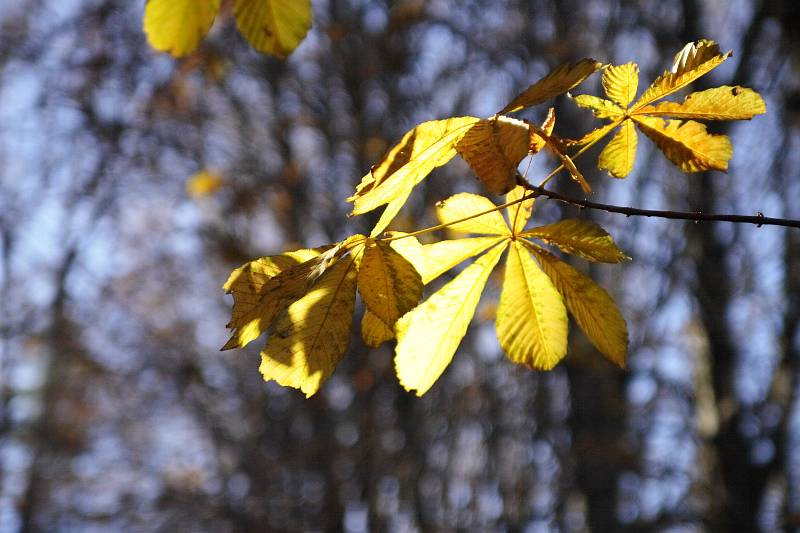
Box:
(496, 241), (568, 369)
(260, 252), (360, 397)
(569, 40), (764, 178)
(527, 244), (628, 366)
(391, 193), (627, 395)
(500, 59), (602, 114)
(144, 0), (220, 57)
(233, 0), (312, 58)
(395, 243), (507, 396)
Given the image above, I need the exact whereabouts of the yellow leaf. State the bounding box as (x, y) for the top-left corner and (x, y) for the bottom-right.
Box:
(186, 170), (224, 198)
(633, 116), (732, 172)
(395, 243), (507, 396)
(523, 219), (628, 263)
(455, 116), (530, 195)
(505, 185), (533, 235)
(357, 240), (423, 326)
(260, 253), (359, 397)
(348, 117), (481, 216)
(222, 248), (327, 350)
(598, 120), (638, 178)
(496, 241), (568, 369)
(144, 0), (220, 57)
(632, 39), (731, 110)
(361, 309), (395, 347)
(528, 245), (628, 366)
(570, 94), (625, 119)
(435, 193), (510, 235)
(389, 233), (504, 284)
(500, 59), (603, 114)
(565, 120), (621, 147)
(368, 183), (413, 237)
(529, 107), (557, 153)
(602, 62), (639, 107)
(233, 0), (312, 58)
(634, 86), (766, 120)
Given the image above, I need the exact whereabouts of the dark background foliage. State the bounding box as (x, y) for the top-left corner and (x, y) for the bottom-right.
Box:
(1, 0), (799, 531)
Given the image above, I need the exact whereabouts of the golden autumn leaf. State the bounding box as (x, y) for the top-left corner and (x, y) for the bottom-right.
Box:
(389, 233), (505, 285)
(598, 120), (637, 178)
(496, 241), (568, 369)
(505, 185), (533, 235)
(632, 39), (731, 110)
(569, 40), (764, 178)
(144, 0), (220, 57)
(260, 252), (360, 397)
(528, 245), (628, 366)
(602, 62), (639, 107)
(348, 117), (481, 217)
(636, 86), (767, 120)
(435, 193), (510, 235)
(395, 243), (507, 396)
(361, 309), (395, 347)
(523, 219), (628, 263)
(222, 247), (329, 350)
(633, 116), (733, 172)
(233, 0), (312, 58)
(500, 59), (603, 114)
(455, 116), (531, 195)
(357, 240), (423, 326)
(186, 170), (224, 198)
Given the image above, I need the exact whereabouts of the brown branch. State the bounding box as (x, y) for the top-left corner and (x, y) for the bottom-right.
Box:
(522, 183), (800, 229)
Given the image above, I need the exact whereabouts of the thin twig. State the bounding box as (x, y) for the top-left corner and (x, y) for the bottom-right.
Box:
(521, 183), (800, 229)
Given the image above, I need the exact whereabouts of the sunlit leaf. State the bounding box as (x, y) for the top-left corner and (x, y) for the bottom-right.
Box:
(233, 0), (312, 58)
(260, 252), (360, 397)
(496, 241), (567, 369)
(602, 62), (639, 107)
(598, 120), (638, 178)
(633, 116), (732, 172)
(368, 182), (413, 237)
(505, 185), (533, 235)
(455, 116), (530, 195)
(395, 243), (507, 396)
(357, 240), (423, 326)
(529, 107), (557, 153)
(528, 245), (627, 366)
(523, 219), (628, 263)
(435, 193), (510, 235)
(186, 170), (224, 198)
(348, 117), (481, 216)
(635, 86), (766, 120)
(361, 309), (395, 347)
(565, 120), (622, 147)
(389, 233), (505, 284)
(144, 0), (220, 57)
(500, 59), (603, 114)
(222, 248), (328, 350)
(632, 39), (731, 110)
(570, 94), (624, 119)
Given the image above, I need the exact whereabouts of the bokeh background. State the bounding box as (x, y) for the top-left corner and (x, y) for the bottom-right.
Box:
(2, 0), (800, 531)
